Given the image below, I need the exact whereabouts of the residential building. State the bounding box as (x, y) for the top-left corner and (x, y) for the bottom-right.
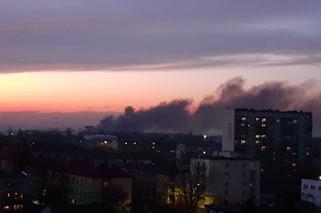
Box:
(301, 178), (321, 206)
(191, 157), (260, 205)
(234, 109), (312, 165)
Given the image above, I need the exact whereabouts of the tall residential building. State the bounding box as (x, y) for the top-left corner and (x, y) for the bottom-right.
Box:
(234, 109), (312, 165)
(190, 157), (260, 205)
(234, 109), (312, 193)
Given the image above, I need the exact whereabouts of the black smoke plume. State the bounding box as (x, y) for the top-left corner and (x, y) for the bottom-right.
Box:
(97, 77), (321, 136)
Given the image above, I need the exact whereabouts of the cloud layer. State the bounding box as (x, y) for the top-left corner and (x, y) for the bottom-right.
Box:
(97, 77), (321, 136)
(0, 0), (321, 72)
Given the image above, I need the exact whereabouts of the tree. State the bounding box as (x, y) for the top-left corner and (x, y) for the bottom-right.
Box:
(174, 170), (206, 213)
(101, 185), (129, 213)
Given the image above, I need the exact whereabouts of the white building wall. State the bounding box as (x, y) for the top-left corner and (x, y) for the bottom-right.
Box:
(301, 179), (321, 206)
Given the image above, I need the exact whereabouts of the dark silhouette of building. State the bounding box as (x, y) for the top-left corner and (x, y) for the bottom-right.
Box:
(234, 109), (312, 194)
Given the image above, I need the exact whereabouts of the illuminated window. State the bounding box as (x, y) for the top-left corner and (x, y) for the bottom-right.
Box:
(261, 146), (266, 151)
(261, 135), (266, 138)
(262, 118), (267, 122)
(256, 117), (260, 121)
(13, 205), (23, 210)
(261, 124), (267, 127)
(255, 140), (260, 144)
(4, 205), (10, 210)
(6, 193), (11, 198)
(241, 140), (246, 144)
(286, 146), (291, 151)
(241, 117), (247, 121)
(255, 135), (260, 139)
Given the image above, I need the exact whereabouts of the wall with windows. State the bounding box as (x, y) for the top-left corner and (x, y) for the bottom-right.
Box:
(301, 179), (321, 206)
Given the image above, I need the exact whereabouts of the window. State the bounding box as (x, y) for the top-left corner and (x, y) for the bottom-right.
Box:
(318, 186), (321, 191)
(225, 162), (229, 168)
(303, 184), (308, 189)
(311, 185), (316, 190)
(225, 181), (229, 186)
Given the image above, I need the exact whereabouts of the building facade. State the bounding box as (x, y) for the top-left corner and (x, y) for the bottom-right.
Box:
(234, 109), (312, 165)
(301, 178), (321, 206)
(190, 158), (260, 205)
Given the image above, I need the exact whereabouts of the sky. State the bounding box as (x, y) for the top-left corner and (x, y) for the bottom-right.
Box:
(0, 0), (321, 133)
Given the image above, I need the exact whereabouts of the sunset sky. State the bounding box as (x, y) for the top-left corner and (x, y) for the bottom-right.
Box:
(0, 0), (321, 130)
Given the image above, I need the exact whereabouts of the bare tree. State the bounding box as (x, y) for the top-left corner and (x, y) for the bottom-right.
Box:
(174, 169), (206, 213)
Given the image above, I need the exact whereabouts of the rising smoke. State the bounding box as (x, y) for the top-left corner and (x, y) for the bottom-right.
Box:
(97, 77), (321, 136)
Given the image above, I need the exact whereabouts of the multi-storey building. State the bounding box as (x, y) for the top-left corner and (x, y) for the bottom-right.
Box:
(0, 171), (28, 212)
(190, 157), (260, 205)
(24, 156), (132, 211)
(234, 109), (312, 193)
(234, 109), (312, 164)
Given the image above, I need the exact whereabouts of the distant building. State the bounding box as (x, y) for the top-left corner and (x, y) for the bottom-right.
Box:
(301, 178), (321, 206)
(82, 134), (118, 150)
(0, 171), (28, 212)
(25, 156), (132, 211)
(191, 157), (260, 205)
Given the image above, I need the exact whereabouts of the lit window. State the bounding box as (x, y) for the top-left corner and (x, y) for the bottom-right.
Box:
(241, 140), (246, 144)
(241, 117), (247, 121)
(261, 135), (266, 138)
(286, 146), (291, 151)
(255, 135), (260, 139)
(256, 117), (260, 121)
(255, 140), (260, 144)
(261, 146), (266, 151)
(262, 118), (267, 122)
(261, 124), (267, 127)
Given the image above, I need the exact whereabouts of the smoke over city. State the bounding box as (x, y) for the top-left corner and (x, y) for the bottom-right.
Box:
(97, 77), (321, 136)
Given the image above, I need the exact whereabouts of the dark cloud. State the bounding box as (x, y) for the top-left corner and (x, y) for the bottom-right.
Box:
(97, 77), (321, 136)
(0, 0), (320, 72)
